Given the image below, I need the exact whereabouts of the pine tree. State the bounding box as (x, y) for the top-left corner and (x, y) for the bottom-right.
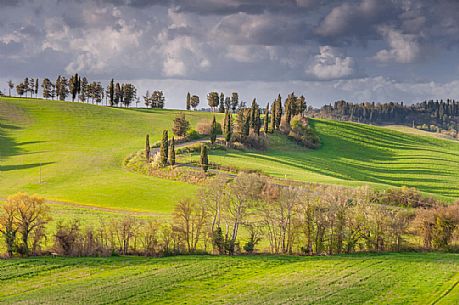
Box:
(169, 137), (175, 166)
(219, 93), (225, 113)
(160, 130), (169, 166)
(200, 144), (208, 172)
(223, 111), (232, 145)
(186, 92), (191, 110)
(145, 134), (151, 162)
(264, 103), (270, 133)
(210, 115), (218, 144)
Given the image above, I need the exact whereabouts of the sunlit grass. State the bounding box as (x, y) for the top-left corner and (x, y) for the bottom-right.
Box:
(0, 253), (457, 304)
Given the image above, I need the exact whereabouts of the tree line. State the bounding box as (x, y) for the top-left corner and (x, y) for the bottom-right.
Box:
(313, 99), (459, 131)
(5, 77), (166, 109)
(1, 180), (458, 258)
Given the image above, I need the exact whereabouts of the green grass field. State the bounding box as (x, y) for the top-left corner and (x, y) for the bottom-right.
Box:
(0, 97), (221, 213)
(185, 119), (459, 201)
(0, 253), (457, 304)
(1, 97), (458, 216)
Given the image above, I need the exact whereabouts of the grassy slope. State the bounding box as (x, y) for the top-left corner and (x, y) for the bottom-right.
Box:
(0, 253), (458, 304)
(1, 98), (458, 216)
(0, 97), (220, 213)
(189, 119), (459, 201)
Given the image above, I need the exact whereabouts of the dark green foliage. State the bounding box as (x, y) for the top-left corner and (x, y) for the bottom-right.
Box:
(190, 95), (200, 110)
(108, 79), (115, 106)
(219, 93), (225, 113)
(318, 99), (459, 131)
(207, 92), (219, 111)
(298, 95), (306, 116)
(200, 144), (209, 172)
(250, 99), (259, 129)
(231, 92), (238, 113)
(264, 103), (270, 133)
(253, 107), (261, 136)
(212, 227), (225, 254)
(172, 113), (190, 137)
(223, 111), (232, 144)
(186, 92), (191, 110)
(160, 130), (168, 166)
(274, 95), (282, 130)
(270, 101), (276, 132)
(169, 137), (176, 166)
(145, 134), (150, 162)
(210, 115), (218, 144)
(70, 73), (80, 101)
(144, 91), (165, 108)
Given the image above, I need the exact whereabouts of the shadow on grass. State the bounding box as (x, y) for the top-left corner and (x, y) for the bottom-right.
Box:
(0, 162), (55, 172)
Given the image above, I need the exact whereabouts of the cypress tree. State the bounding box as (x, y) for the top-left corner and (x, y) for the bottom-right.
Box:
(243, 109), (251, 137)
(264, 103), (270, 133)
(201, 144), (209, 172)
(275, 95), (282, 130)
(109, 79), (115, 106)
(145, 134), (151, 162)
(210, 115), (218, 144)
(253, 107), (261, 136)
(250, 99), (258, 129)
(224, 111), (232, 145)
(186, 92), (191, 110)
(169, 136), (175, 166)
(270, 101), (276, 132)
(285, 97), (292, 125)
(160, 130), (168, 166)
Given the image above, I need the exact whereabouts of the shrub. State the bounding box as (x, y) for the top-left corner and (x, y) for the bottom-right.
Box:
(172, 113), (190, 137)
(196, 120), (222, 136)
(186, 129), (201, 140)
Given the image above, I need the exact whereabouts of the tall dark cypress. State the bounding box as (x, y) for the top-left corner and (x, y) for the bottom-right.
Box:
(210, 115), (218, 144)
(200, 144), (209, 172)
(264, 103), (270, 133)
(169, 137), (175, 166)
(186, 92), (191, 110)
(160, 130), (168, 166)
(145, 134), (151, 162)
(224, 111), (232, 145)
(253, 108), (261, 136)
(109, 79), (115, 107)
(270, 101), (276, 132)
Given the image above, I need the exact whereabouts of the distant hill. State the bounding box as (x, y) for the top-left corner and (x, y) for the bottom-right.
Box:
(1, 97), (458, 215)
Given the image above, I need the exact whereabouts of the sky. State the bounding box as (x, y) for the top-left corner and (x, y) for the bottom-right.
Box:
(1, 0), (459, 108)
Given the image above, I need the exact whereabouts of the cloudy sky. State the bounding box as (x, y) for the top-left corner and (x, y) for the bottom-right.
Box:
(1, 0), (459, 108)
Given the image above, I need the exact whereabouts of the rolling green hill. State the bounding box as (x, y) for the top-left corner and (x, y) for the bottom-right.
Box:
(0, 253), (458, 304)
(0, 97), (219, 213)
(1, 97), (458, 215)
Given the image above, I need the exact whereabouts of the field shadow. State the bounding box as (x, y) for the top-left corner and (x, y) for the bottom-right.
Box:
(0, 162), (55, 172)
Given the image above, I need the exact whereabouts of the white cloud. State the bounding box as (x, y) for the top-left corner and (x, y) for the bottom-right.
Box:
(307, 46), (355, 80)
(375, 26), (421, 63)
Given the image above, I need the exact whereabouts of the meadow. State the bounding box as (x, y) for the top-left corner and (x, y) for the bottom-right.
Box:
(0, 253), (457, 304)
(1, 97), (458, 219)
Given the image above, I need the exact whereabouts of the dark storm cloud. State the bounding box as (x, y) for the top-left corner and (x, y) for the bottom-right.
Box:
(1, 0), (459, 105)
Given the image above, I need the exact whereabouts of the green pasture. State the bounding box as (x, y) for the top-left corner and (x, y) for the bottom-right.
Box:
(0, 253), (458, 304)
